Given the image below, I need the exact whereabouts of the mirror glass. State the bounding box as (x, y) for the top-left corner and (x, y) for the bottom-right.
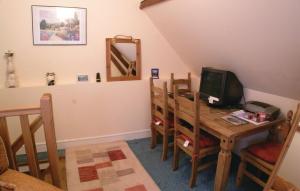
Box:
(106, 37), (141, 81)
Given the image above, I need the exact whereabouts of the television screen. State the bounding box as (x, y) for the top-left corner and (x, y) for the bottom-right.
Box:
(201, 71), (223, 98)
(200, 67), (243, 107)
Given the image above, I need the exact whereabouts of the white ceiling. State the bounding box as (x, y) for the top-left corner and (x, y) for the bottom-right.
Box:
(143, 0), (300, 100)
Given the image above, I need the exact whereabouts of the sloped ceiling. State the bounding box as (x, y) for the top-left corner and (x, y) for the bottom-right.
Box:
(143, 0), (300, 100)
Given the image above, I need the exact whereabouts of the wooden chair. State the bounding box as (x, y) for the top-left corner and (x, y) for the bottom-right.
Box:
(170, 72), (192, 94)
(172, 85), (220, 188)
(236, 104), (300, 190)
(271, 176), (300, 191)
(150, 77), (174, 160)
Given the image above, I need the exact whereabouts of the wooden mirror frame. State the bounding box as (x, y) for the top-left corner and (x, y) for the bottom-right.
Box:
(106, 37), (141, 82)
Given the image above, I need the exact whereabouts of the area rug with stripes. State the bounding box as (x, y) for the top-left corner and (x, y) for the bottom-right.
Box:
(66, 141), (160, 191)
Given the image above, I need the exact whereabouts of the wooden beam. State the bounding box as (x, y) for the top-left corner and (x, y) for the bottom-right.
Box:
(140, 0), (168, 9)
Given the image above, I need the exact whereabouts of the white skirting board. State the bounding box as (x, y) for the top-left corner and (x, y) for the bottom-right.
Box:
(17, 129), (151, 155)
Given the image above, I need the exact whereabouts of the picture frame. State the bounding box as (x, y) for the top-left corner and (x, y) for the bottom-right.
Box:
(151, 68), (159, 79)
(31, 5), (87, 45)
(77, 74), (89, 82)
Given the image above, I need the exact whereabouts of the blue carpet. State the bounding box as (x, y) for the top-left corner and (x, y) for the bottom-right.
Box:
(16, 150), (65, 164)
(127, 138), (261, 191)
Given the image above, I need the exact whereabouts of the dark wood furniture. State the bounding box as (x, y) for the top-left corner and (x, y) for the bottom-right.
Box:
(172, 86), (220, 187)
(150, 78), (174, 160)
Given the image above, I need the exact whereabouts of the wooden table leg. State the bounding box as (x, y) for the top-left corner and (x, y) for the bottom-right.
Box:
(214, 137), (235, 191)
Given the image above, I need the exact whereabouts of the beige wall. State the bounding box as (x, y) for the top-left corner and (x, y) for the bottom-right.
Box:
(1, 0), (300, 188)
(0, 1), (190, 145)
(0, 0), (190, 87)
(144, 0), (300, 100)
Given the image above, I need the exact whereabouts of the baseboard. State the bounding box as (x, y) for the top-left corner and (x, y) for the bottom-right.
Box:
(17, 129), (151, 154)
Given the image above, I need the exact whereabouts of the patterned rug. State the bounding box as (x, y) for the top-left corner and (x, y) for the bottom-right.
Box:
(66, 141), (160, 191)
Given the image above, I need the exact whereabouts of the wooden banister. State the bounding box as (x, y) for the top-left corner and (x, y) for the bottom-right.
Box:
(0, 117), (17, 170)
(40, 93), (61, 188)
(20, 115), (41, 178)
(0, 107), (41, 118)
(0, 93), (61, 188)
(12, 116), (43, 153)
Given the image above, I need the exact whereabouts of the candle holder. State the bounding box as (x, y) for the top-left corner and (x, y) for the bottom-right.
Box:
(5, 50), (18, 88)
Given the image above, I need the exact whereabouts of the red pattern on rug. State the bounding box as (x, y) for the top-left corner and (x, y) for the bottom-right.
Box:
(125, 184), (147, 191)
(107, 149), (127, 161)
(78, 165), (99, 182)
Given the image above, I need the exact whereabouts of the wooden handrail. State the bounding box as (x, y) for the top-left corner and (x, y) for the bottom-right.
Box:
(0, 93), (61, 188)
(0, 107), (41, 117)
(140, 0), (169, 9)
(12, 116), (43, 153)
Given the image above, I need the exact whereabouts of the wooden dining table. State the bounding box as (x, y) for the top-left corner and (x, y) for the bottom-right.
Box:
(168, 96), (283, 191)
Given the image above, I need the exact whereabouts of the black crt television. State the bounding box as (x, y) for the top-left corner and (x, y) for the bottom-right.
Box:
(199, 67), (244, 107)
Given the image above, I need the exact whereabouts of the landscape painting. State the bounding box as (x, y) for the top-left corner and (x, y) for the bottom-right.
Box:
(32, 6), (87, 45)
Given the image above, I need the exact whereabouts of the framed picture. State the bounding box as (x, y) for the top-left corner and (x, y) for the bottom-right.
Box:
(77, 74), (89, 82)
(151, 68), (159, 79)
(31, 5), (87, 45)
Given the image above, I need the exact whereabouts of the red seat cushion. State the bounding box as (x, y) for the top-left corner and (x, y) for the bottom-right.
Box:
(178, 133), (219, 148)
(152, 114), (174, 128)
(247, 142), (283, 164)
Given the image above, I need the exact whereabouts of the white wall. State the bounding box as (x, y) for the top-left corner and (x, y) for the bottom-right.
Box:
(143, 0), (300, 100)
(0, 1), (190, 145)
(0, 0), (190, 87)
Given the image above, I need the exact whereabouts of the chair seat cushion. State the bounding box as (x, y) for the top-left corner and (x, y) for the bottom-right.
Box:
(247, 142), (283, 164)
(152, 114), (174, 127)
(178, 133), (219, 148)
(0, 169), (62, 191)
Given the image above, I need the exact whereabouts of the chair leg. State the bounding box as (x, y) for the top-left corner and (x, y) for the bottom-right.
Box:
(173, 141), (180, 171)
(189, 155), (199, 188)
(150, 126), (157, 149)
(236, 155), (247, 187)
(161, 133), (168, 161)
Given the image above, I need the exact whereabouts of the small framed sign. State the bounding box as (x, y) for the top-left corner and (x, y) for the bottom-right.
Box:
(151, 68), (159, 79)
(77, 74), (89, 82)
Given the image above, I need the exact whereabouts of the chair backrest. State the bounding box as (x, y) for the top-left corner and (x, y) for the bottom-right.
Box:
(267, 111), (293, 144)
(264, 104), (300, 191)
(170, 72), (192, 94)
(0, 137), (9, 175)
(174, 84), (200, 154)
(150, 77), (170, 129)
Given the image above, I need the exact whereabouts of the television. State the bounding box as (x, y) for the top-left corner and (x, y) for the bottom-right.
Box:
(199, 67), (243, 107)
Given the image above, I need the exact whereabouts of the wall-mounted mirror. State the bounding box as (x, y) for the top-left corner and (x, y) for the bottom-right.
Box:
(106, 36), (141, 81)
